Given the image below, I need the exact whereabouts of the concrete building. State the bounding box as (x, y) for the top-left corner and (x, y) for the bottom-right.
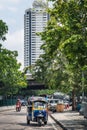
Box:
(24, 0), (49, 67)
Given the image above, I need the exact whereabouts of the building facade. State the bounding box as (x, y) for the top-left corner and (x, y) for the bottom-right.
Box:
(24, 0), (49, 67)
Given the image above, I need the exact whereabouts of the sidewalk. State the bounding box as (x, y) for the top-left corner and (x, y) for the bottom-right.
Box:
(50, 108), (87, 130)
(0, 105), (15, 112)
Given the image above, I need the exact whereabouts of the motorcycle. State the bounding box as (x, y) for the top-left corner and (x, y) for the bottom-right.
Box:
(16, 104), (21, 112)
(16, 99), (21, 112)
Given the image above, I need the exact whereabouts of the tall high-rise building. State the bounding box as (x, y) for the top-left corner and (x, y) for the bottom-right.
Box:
(24, 0), (49, 67)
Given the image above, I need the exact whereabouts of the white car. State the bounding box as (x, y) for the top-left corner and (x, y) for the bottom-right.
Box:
(48, 99), (59, 112)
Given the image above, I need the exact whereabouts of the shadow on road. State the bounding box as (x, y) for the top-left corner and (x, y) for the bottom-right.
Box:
(19, 122), (55, 130)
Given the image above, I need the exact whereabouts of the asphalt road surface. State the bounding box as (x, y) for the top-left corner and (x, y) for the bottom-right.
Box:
(0, 106), (63, 130)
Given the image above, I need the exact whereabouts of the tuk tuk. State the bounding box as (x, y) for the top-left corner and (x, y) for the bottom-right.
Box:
(27, 96), (48, 126)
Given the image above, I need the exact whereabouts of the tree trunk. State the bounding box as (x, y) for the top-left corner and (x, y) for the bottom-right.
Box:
(72, 87), (76, 111)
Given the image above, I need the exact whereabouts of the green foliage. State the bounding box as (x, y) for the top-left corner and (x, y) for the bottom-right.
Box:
(37, 89), (56, 96)
(0, 20), (8, 41)
(33, 0), (87, 96)
(0, 20), (27, 95)
(0, 46), (27, 95)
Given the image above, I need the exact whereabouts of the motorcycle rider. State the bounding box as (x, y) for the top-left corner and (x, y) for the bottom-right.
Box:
(16, 99), (21, 111)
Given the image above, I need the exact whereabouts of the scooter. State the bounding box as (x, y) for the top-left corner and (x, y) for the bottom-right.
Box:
(16, 104), (21, 112)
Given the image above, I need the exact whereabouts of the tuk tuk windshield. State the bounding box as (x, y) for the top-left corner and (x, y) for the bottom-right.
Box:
(34, 101), (47, 109)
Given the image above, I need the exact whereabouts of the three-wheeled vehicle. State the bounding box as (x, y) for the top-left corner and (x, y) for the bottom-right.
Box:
(27, 96), (48, 126)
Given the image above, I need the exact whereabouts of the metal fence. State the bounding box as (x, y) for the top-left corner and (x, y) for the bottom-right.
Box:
(0, 99), (16, 106)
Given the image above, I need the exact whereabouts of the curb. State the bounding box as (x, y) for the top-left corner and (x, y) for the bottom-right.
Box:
(49, 113), (67, 130)
(0, 106), (15, 112)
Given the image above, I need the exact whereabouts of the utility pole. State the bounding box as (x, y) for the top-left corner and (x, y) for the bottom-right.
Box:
(82, 71), (84, 102)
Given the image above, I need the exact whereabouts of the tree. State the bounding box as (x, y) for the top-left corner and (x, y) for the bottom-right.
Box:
(34, 0), (87, 110)
(0, 46), (27, 95)
(0, 20), (27, 95)
(54, 0), (87, 110)
(0, 20), (8, 41)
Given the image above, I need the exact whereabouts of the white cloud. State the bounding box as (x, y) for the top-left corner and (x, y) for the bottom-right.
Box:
(8, 0), (21, 3)
(0, 0), (21, 11)
(0, 4), (4, 10)
(2, 0), (21, 4)
(4, 29), (24, 70)
(8, 19), (16, 25)
(0, 0), (35, 71)
(7, 7), (18, 12)
(6, 30), (24, 50)
(0, 1), (18, 11)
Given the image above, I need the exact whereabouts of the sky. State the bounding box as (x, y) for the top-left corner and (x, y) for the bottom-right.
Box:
(0, 0), (35, 70)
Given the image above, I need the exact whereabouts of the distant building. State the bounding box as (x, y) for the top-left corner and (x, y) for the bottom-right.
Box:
(24, 0), (49, 67)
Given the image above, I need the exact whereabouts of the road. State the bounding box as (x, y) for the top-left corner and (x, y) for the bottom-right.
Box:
(0, 106), (63, 130)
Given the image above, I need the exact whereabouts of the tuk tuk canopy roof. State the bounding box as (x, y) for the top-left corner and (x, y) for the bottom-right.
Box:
(28, 96), (47, 103)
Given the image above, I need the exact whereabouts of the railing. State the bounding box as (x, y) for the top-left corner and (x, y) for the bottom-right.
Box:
(0, 99), (16, 107)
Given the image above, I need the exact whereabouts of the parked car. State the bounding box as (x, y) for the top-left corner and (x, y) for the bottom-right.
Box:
(20, 100), (27, 106)
(63, 100), (70, 109)
(48, 99), (59, 112)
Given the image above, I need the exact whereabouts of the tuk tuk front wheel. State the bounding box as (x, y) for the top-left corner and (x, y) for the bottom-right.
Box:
(27, 118), (30, 125)
(38, 119), (42, 126)
(44, 121), (47, 125)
